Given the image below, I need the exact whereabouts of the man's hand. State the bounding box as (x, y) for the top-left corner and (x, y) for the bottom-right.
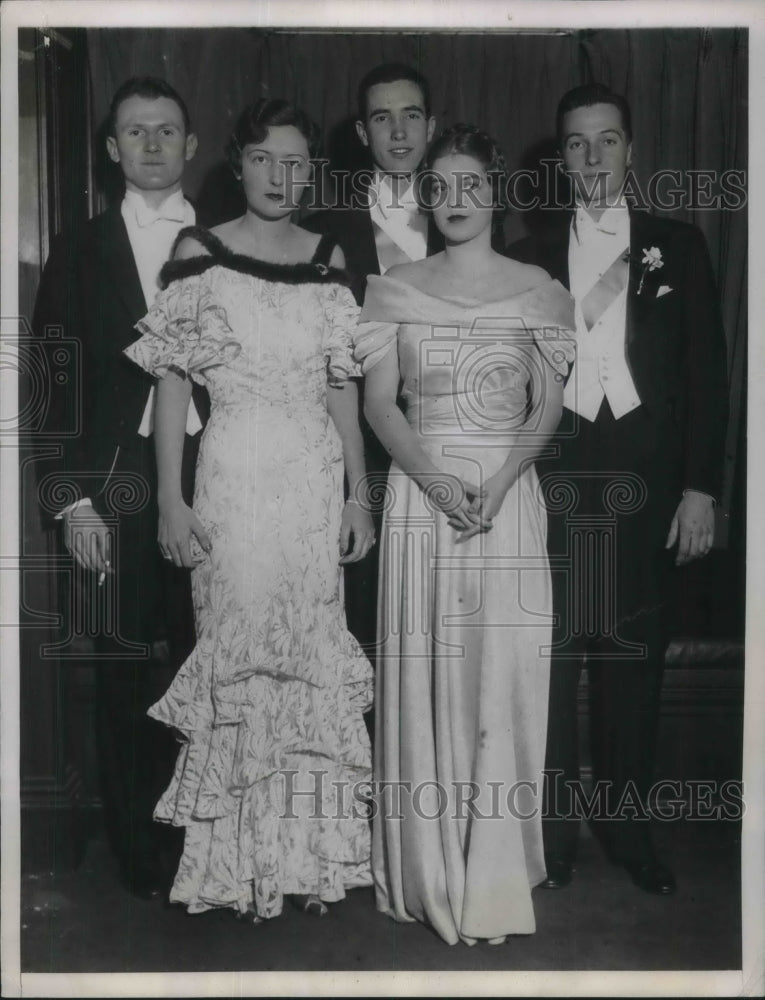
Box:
(62, 505), (114, 577)
(665, 490), (715, 565)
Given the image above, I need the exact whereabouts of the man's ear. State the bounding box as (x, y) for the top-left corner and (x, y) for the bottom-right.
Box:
(355, 120), (369, 148)
(626, 141), (633, 168)
(426, 116), (436, 143)
(106, 135), (120, 164)
(185, 132), (199, 162)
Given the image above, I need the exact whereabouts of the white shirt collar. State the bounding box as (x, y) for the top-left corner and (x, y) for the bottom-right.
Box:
(369, 171), (419, 218)
(122, 188), (190, 226)
(573, 201), (630, 244)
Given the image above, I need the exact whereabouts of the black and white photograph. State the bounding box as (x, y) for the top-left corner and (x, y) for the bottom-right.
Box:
(1, 1), (763, 996)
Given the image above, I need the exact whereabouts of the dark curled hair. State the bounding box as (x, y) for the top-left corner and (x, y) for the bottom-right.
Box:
(357, 61), (431, 121)
(419, 123), (510, 229)
(225, 98), (322, 175)
(109, 76), (192, 136)
(556, 83), (632, 145)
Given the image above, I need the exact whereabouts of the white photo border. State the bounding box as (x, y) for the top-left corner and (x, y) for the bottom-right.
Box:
(2, 1), (763, 997)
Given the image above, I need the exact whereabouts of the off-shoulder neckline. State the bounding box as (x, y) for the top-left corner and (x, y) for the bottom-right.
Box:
(368, 272), (567, 309)
(159, 225), (353, 290)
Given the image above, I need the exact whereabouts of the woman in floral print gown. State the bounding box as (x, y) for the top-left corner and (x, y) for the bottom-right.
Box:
(124, 99), (374, 922)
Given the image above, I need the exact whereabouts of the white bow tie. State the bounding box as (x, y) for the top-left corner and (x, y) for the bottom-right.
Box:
(574, 206), (628, 242)
(134, 202), (187, 227)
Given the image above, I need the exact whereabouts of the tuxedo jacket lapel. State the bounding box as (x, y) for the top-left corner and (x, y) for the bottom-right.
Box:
(350, 173), (381, 278)
(546, 213), (573, 289)
(357, 172), (445, 273)
(98, 207), (147, 333)
(426, 213), (445, 257)
(626, 209), (656, 350)
(551, 207), (655, 354)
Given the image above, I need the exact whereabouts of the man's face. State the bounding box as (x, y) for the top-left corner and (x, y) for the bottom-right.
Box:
(560, 102), (632, 207)
(355, 79), (435, 177)
(106, 95), (197, 196)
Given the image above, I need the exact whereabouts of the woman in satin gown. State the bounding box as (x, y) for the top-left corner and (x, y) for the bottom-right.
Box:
(354, 125), (575, 945)
(124, 100), (375, 922)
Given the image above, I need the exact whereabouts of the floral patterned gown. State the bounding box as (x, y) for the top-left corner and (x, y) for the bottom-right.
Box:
(124, 227), (373, 918)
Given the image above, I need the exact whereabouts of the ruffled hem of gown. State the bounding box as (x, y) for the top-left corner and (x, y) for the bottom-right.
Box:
(161, 755), (373, 918)
(149, 614), (373, 917)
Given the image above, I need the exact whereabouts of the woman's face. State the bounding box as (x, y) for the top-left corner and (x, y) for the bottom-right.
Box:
(240, 125), (312, 218)
(428, 152), (495, 244)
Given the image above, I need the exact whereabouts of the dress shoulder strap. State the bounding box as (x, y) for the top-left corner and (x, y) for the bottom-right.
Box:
(171, 225), (225, 260)
(310, 232), (337, 267)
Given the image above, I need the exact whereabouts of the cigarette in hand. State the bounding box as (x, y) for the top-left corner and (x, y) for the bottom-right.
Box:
(98, 559), (111, 587)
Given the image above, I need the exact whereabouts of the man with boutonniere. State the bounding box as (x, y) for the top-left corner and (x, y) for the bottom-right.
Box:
(510, 83), (728, 896)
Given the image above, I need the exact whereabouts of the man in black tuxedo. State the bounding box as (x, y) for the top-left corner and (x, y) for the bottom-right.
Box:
(33, 77), (207, 899)
(305, 61), (442, 301)
(511, 84), (728, 895)
(304, 62), (442, 651)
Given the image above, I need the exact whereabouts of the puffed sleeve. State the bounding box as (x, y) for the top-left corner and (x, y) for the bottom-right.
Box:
(124, 273), (241, 385)
(322, 283), (363, 385)
(531, 324), (576, 379)
(352, 321), (398, 374)
(352, 274), (403, 373)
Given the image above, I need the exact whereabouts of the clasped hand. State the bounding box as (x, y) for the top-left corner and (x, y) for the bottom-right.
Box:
(426, 471), (513, 542)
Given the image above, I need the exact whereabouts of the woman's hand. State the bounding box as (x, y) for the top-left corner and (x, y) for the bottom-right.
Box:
(158, 497), (212, 568)
(475, 466), (519, 520)
(457, 465), (520, 542)
(339, 500), (376, 564)
(424, 473), (492, 541)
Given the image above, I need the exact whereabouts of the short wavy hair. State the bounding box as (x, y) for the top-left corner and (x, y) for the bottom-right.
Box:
(357, 62), (431, 121)
(225, 98), (322, 175)
(420, 123), (510, 227)
(556, 84), (633, 145)
(109, 76), (191, 136)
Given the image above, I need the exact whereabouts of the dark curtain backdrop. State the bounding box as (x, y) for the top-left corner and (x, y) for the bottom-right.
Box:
(85, 29), (746, 359)
(84, 26), (746, 571)
(20, 28), (745, 855)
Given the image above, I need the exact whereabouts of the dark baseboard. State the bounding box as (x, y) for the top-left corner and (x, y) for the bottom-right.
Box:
(577, 637), (745, 804)
(20, 638), (744, 872)
(21, 766), (87, 873)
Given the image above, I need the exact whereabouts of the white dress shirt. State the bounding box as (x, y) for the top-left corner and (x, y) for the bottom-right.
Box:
(122, 188), (195, 309)
(120, 190), (202, 437)
(565, 204), (642, 422)
(368, 172), (429, 269)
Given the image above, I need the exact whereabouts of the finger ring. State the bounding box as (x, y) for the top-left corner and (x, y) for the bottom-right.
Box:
(163, 554), (172, 561)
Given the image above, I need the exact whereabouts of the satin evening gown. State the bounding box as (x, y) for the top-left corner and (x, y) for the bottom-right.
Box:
(354, 274), (575, 944)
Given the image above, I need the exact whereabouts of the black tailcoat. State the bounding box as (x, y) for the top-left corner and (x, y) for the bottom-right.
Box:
(511, 208), (728, 504)
(508, 209), (728, 864)
(33, 205), (207, 882)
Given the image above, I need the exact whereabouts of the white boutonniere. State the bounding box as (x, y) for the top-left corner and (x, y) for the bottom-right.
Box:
(638, 246), (664, 295)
